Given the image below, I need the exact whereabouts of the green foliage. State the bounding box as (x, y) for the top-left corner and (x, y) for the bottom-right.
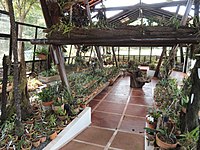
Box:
(154, 78), (180, 109)
(48, 114), (57, 127)
(35, 47), (49, 55)
(37, 86), (55, 102)
(180, 76), (192, 107)
(55, 107), (66, 116)
(147, 107), (161, 122)
(47, 22), (74, 36)
(39, 65), (58, 77)
(149, 62), (156, 70)
(179, 126), (199, 149)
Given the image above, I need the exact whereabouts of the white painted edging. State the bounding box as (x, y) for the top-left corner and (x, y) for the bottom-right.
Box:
(44, 107), (91, 150)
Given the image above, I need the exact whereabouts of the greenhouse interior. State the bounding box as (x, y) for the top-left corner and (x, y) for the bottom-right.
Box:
(0, 0), (200, 149)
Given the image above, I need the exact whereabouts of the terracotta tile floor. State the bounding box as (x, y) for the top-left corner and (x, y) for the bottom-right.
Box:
(62, 71), (186, 150)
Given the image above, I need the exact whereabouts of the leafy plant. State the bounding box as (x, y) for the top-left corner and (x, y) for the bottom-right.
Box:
(146, 108), (161, 124)
(35, 47), (49, 55)
(37, 87), (54, 102)
(48, 114), (57, 127)
(55, 107), (66, 116)
(39, 69), (57, 77)
(179, 126), (199, 149)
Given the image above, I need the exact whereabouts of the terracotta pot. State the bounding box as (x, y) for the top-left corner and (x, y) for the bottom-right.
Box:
(146, 120), (157, 129)
(42, 101), (53, 106)
(49, 131), (57, 140)
(80, 104), (87, 109)
(181, 107), (186, 113)
(37, 54), (47, 60)
(156, 133), (177, 149)
(40, 136), (47, 143)
(32, 138), (41, 148)
(21, 140), (32, 150)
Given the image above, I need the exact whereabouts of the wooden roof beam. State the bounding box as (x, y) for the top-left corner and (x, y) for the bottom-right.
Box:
(31, 37), (199, 47)
(93, 1), (188, 12)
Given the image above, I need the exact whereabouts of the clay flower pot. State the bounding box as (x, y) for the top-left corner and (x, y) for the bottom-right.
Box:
(32, 138), (41, 148)
(40, 136), (47, 143)
(21, 139), (32, 150)
(42, 101), (53, 106)
(37, 54), (47, 60)
(156, 133), (177, 149)
(49, 131), (57, 140)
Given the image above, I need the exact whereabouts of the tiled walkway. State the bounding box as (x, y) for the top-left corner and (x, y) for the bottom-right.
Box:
(61, 75), (158, 150)
(61, 71), (186, 150)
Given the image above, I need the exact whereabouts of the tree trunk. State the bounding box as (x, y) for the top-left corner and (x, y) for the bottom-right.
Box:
(19, 42), (32, 119)
(185, 59), (200, 132)
(7, 0), (24, 136)
(0, 55), (10, 123)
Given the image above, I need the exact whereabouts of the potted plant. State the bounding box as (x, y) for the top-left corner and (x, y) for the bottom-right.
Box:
(55, 107), (68, 121)
(35, 47), (49, 60)
(52, 97), (64, 111)
(156, 128), (177, 149)
(31, 132), (41, 148)
(18, 138), (32, 150)
(38, 65), (60, 83)
(178, 126), (199, 149)
(37, 87), (54, 106)
(146, 108), (161, 129)
(48, 129), (58, 141)
(46, 114), (58, 140)
(0, 138), (7, 149)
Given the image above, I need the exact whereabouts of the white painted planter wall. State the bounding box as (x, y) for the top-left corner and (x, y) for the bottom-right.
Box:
(44, 107), (91, 150)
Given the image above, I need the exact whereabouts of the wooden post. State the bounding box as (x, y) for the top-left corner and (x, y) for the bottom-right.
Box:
(180, 46), (184, 63)
(128, 47), (130, 62)
(53, 45), (71, 92)
(112, 46), (118, 68)
(180, 0), (194, 26)
(175, 5), (180, 18)
(95, 46), (103, 69)
(118, 47), (120, 61)
(32, 27), (38, 73)
(139, 47), (141, 62)
(68, 45), (72, 64)
(194, 0), (199, 26)
(89, 46), (93, 62)
(150, 47), (153, 63)
(39, 0), (53, 28)
(40, 0), (71, 92)
(183, 46), (189, 73)
(85, 0), (92, 24)
(154, 47), (166, 77)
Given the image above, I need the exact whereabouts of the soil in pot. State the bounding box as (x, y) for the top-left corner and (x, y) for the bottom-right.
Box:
(156, 133), (177, 149)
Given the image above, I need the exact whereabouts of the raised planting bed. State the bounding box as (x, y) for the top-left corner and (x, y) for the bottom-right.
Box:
(44, 107), (91, 150)
(38, 75), (60, 83)
(109, 73), (122, 86)
(84, 82), (110, 104)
